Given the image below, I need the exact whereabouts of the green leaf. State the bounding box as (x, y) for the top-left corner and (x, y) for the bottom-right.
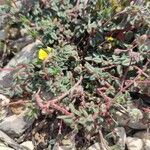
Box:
(69, 104), (81, 116)
(80, 109), (89, 117)
(122, 58), (130, 66)
(51, 32), (58, 40)
(57, 115), (74, 124)
(117, 65), (123, 76)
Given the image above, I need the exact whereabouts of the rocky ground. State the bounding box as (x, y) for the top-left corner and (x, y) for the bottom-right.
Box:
(0, 1), (150, 150)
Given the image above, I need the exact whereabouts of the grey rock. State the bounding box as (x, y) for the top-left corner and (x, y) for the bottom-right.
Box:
(0, 109), (35, 138)
(0, 40), (42, 88)
(0, 142), (14, 150)
(20, 141), (34, 150)
(126, 137), (143, 150)
(128, 121), (148, 130)
(128, 132), (150, 150)
(113, 127), (126, 149)
(87, 143), (101, 150)
(53, 144), (76, 150)
(0, 30), (6, 40)
(0, 130), (24, 150)
(11, 0), (37, 13)
(53, 135), (76, 150)
(133, 130), (150, 140)
(20, 29), (28, 37)
(145, 140), (150, 150)
(116, 110), (147, 130)
(0, 94), (10, 120)
(8, 36), (34, 51)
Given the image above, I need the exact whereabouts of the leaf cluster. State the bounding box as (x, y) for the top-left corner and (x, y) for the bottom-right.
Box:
(1, 0), (150, 148)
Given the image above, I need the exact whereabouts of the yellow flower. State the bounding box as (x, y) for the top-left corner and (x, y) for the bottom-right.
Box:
(38, 47), (54, 60)
(105, 36), (115, 42)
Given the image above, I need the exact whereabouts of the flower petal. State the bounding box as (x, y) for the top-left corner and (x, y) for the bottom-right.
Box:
(38, 49), (48, 60)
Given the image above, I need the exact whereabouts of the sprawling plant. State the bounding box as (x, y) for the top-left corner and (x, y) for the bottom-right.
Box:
(0, 0), (150, 148)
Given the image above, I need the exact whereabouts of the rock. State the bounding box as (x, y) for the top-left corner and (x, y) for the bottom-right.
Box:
(0, 40), (42, 89)
(0, 142), (14, 150)
(126, 137), (143, 150)
(133, 131), (150, 150)
(20, 29), (28, 37)
(113, 127), (126, 149)
(133, 130), (150, 140)
(8, 36), (34, 52)
(0, 94), (10, 106)
(0, 130), (24, 150)
(126, 136), (150, 150)
(145, 139), (150, 150)
(0, 109), (35, 138)
(87, 143), (101, 150)
(7, 27), (21, 40)
(116, 110), (148, 129)
(20, 141), (34, 150)
(0, 94), (10, 120)
(128, 121), (148, 130)
(53, 144), (76, 150)
(11, 0), (37, 13)
(0, 30), (6, 40)
(53, 136), (76, 150)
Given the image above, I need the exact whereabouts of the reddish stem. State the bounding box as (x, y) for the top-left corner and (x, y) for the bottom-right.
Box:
(35, 77), (83, 116)
(120, 61), (150, 92)
(97, 88), (111, 116)
(35, 90), (73, 116)
(48, 76), (83, 103)
(134, 66), (149, 78)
